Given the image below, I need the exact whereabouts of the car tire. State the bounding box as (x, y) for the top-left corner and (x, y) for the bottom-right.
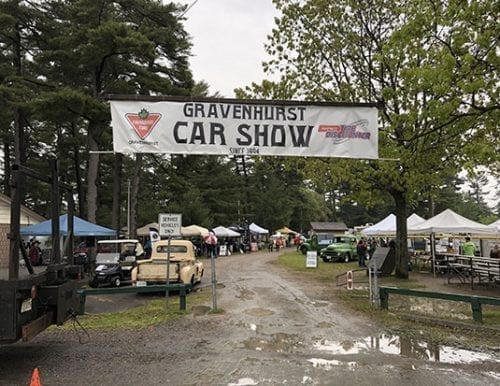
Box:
(111, 276), (121, 287)
(344, 254), (350, 263)
(300, 247), (307, 255)
(322, 257), (329, 263)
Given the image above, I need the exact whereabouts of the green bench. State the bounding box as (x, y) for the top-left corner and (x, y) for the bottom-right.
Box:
(77, 284), (192, 315)
(379, 286), (500, 323)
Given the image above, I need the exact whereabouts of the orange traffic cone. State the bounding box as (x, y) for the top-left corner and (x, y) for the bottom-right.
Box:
(29, 367), (42, 386)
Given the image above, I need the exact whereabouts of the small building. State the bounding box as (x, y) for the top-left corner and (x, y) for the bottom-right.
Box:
(0, 193), (45, 268)
(310, 221), (349, 234)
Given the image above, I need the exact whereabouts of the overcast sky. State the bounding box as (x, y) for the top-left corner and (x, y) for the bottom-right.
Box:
(177, 0), (279, 97)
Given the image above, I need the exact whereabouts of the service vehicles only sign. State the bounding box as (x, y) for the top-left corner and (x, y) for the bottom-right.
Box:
(158, 213), (182, 237)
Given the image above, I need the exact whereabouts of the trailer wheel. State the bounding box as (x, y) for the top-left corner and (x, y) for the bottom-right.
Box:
(111, 276), (121, 287)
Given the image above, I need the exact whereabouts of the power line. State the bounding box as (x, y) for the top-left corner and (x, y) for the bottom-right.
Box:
(179, 0), (199, 18)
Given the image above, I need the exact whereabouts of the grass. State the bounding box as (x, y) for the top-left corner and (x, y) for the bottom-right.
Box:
(58, 289), (212, 331)
(277, 249), (500, 350)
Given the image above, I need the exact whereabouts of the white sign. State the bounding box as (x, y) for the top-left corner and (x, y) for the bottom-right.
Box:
(306, 251), (317, 268)
(158, 213), (182, 237)
(110, 99), (378, 159)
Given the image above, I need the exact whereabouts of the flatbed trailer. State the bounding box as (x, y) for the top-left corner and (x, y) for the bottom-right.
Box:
(0, 266), (79, 343)
(0, 161), (80, 344)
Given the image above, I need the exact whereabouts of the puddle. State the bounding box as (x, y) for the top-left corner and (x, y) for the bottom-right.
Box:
(244, 307), (274, 317)
(228, 378), (258, 386)
(243, 332), (303, 353)
(392, 297), (472, 320)
(313, 334), (500, 364)
(308, 358), (358, 370)
(235, 321), (262, 332)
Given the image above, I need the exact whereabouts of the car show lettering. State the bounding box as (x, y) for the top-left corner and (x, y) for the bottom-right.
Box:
(110, 98), (379, 159)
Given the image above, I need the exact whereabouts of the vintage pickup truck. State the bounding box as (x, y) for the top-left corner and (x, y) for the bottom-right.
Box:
(131, 239), (204, 286)
(319, 235), (359, 263)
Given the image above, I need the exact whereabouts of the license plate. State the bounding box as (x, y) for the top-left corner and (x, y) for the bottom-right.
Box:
(136, 281), (147, 287)
(21, 298), (32, 313)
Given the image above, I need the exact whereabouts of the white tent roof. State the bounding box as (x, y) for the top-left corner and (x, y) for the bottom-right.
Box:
(489, 219), (500, 232)
(249, 222), (269, 235)
(407, 213), (426, 228)
(408, 209), (496, 235)
(363, 214), (396, 236)
(213, 226), (240, 237)
(363, 213), (425, 236)
(181, 225), (209, 237)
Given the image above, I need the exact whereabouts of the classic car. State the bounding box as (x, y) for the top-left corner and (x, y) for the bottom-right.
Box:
(299, 233), (335, 255)
(131, 239), (204, 286)
(319, 235), (359, 263)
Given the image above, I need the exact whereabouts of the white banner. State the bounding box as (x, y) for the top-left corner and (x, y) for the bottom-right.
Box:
(110, 99), (378, 159)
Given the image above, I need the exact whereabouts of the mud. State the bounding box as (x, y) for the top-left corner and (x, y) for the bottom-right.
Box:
(1, 249), (499, 385)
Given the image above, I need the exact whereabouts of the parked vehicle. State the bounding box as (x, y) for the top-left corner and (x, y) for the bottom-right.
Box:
(319, 235), (359, 262)
(1, 161), (80, 344)
(89, 239), (145, 288)
(299, 233), (335, 255)
(132, 239), (204, 286)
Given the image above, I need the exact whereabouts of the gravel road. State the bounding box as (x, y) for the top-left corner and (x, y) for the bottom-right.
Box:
(1, 249), (499, 385)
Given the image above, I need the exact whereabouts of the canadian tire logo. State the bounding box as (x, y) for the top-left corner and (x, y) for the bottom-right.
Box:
(125, 109), (162, 140)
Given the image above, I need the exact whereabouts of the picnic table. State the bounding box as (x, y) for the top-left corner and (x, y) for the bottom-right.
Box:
(444, 254), (500, 289)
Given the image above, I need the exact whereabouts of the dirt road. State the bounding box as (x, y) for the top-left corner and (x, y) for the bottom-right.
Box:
(1, 249), (499, 385)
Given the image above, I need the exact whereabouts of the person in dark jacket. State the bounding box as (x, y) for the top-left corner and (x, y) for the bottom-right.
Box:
(357, 240), (367, 267)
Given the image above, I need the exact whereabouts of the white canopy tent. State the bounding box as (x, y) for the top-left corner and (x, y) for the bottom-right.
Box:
(407, 209), (497, 276)
(181, 225), (209, 237)
(489, 219), (500, 232)
(408, 209), (497, 236)
(249, 222), (269, 235)
(213, 226), (240, 238)
(363, 213), (425, 236)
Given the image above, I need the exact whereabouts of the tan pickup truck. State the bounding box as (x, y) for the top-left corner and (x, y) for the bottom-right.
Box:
(131, 239), (204, 286)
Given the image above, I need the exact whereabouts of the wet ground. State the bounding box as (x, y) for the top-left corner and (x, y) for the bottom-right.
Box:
(1, 249), (499, 385)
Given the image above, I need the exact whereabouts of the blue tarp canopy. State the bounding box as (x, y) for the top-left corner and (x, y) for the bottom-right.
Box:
(20, 214), (117, 237)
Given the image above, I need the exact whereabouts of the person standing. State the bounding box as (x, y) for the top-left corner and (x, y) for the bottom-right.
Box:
(462, 237), (476, 256)
(357, 239), (367, 267)
(204, 230), (218, 258)
(29, 240), (42, 266)
(368, 239), (377, 260)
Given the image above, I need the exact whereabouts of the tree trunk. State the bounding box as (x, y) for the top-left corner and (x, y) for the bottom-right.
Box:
(111, 153), (123, 233)
(3, 140), (11, 195)
(70, 122), (85, 217)
(129, 153), (142, 239)
(86, 122), (99, 223)
(394, 190), (408, 279)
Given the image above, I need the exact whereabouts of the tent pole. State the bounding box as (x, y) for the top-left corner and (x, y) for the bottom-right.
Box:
(431, 233), (436, 277)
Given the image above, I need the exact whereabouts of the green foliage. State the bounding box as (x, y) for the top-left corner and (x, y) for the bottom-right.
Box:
(259, 0), (499, 276)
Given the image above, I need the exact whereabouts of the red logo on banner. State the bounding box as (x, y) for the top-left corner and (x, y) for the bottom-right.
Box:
(125, 109), (162, 140)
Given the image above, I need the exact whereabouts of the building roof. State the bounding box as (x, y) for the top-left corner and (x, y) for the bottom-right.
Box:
(0, 192), (46, 225)
(310, 222), (348, 232)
